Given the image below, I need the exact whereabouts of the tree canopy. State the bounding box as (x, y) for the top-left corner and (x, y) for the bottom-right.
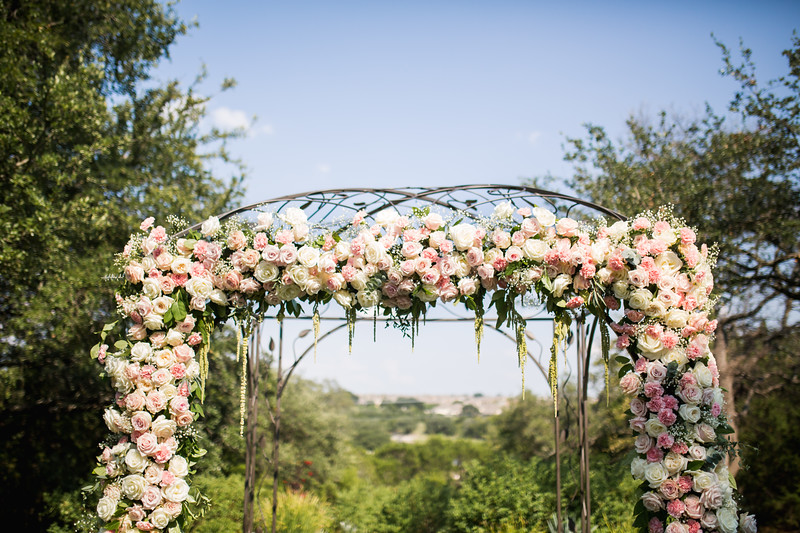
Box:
(0, 1), (244, 529)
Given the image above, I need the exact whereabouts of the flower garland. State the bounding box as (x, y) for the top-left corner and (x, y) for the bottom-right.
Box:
(89, 204), (756, 533)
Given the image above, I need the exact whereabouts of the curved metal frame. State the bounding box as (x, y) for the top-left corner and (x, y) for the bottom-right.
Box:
(176, 184), (625, 238)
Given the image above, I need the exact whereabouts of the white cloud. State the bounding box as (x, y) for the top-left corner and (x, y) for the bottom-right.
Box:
(528, 131), (542, 145)
(259, 124), (275, 136)
(317, 164), (331, 174)
(209, 106), (251, 131)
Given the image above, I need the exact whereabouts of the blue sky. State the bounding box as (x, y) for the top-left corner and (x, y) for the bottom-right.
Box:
(156, 1), (799, 396)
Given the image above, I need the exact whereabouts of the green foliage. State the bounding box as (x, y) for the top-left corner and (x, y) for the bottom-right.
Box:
(0, 1), (244, 529)
(446, 455), (554, 532)
(371, 436), (491, 485)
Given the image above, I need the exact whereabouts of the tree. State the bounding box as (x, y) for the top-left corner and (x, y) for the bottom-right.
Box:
(0, 1), (244, 529)
(536, 36), (800, 480)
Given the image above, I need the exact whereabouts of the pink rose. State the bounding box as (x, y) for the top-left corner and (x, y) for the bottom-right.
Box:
(135, 521), (155, 531)
(175, 411), (194, 427)
(187, 333), (202, 346)
(658, 409), (677, 426)
(684, 494), (703, 519)
(131, 411), (152, 432)
(465, 247), (484, 267)
(648, 517), (664, 533)
(126, 391), (147, 411)
(173, 344), (194, 363)
(170, 363), (186, 380)
(141, 485), (163, 510)
(137, 432), (159, 456)
(160, 470), (175, 487)
(619, 373), (642, 396)
(128, 505), (147, 522)
(169, 396), (190, 416)
(227, 230), (247, 251)
(145, 390), (167, 414)
(555, 218), (579, 236)
(630, 397), (648, 417)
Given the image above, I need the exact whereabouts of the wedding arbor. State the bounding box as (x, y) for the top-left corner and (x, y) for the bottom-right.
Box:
(89, 185), (756, 533)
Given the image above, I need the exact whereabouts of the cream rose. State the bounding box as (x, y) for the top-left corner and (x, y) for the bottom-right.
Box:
(630, 457), (647, 480)
(121, 474), (147, 500)
(163, 479), (190, 502)
(254, 261), (279, 283)
(644, 462), (669, 487)
(493, 201), (515, 219)
(168, 455), (189, 478)
(637, 334), (665, 358)
(522, 239), (549, 261)
(532, 207), (556, 227)
(551, 274), (572, 297)
(655, 251), (683, 276)
(693, 363), (713, 388)
(333, 290), (354, 309)
(150, 508), (170, 529)
(184, 277), (213, 299)
(151, 415), (177, 440)
(200, 216), (220, 236)
(663, 451), (687, 475)
(449, 223), (477, 251)
(356, 289), (381, 308)
(665, 308), (690, 328)
(716, 507), (739, 533)
(97, 495), (117, 521)
(627, 288), (653, 310)
(645, 418), (667, 438)
(679, 404), (701, 423)
(606, 221), (629, 240)
(125, 449), (149, 473)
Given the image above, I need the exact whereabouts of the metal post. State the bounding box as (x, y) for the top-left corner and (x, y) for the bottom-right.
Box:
(271, 321), (283, 533)
(243, 323), (261, 533)
(576, 317), (591, 533)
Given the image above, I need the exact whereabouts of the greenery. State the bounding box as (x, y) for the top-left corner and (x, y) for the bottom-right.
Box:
(0, 0), (243, 529)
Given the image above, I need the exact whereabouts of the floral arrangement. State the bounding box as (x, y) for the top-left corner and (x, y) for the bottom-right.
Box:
(89, 202), (756, 533)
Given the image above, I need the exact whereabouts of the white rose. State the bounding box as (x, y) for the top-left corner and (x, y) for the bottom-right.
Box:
(104, 408), (129, 433)
(663, 452), (687, 475)
(334, 241), (351, 261)
(665, 308), (690, 329)
(185, 278), (214, 299)
(493, 201), (515, 219)
(254, 261), (279, 283)
(97, 495), (117, 522)
(449, 224), (477, 251)
(688, 445), (707, 461)
(168, 456), (189, 478)
(254, 212), (274, 230)
(200, 216), (220, 236)
(644, 299), (668, 318)
(143, 313), (164, 330)
(332, 290), (354, 309)
(142, 279), (162, 300)
(297, 246), (320, 268)
(694, 363), (713, 388)
(151, 415), (177, 439)
(551, 274), (572, 297)
(693, 471), (718, 492)
(522, 239), (549, 261)
(654, 228), (678, 246)
(185, 360), (200, 381)
(630, 457), (647, 480)
(209, 289), (228, 305)
(287, 265), (311, 288)
(532, 207), (556, 227)
(454, 255), (470, 277)
(679, 404), (702, 423)
(364, 242), (384, 265)
(627, 288), (653, 310)
(644, 462), (669, 488)
(165, 329), (183, 347)
(121, 474), (147, 500)
(356, 289), (381, 308)
(125, 449), (149, 473)
(150, 508), (170, 529)
(645, 418), (667, 438)
(163, 479), (190, 502)
(739, 513), (757, 533)
(655, 251), (683, 276)
(374, 208), (399, 227)
(606, 221), (629, 240)
(276, 283), (302, 301)
(141, 256), (157, 272)
(417, 284), (439, 302)
(155, 349), (174, 368)
(612, 280), (631, 300)
(717, 507), (739, 533)
(664, 349), (688, 369)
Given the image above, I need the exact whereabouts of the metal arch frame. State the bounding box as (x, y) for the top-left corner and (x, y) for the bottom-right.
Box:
(176, 184), (626, 238)
(217, 184), (625, 533)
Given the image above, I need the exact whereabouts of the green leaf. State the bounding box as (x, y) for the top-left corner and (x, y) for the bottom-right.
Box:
(687, 460), (705, 470)
(114, 340), (128, 350)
